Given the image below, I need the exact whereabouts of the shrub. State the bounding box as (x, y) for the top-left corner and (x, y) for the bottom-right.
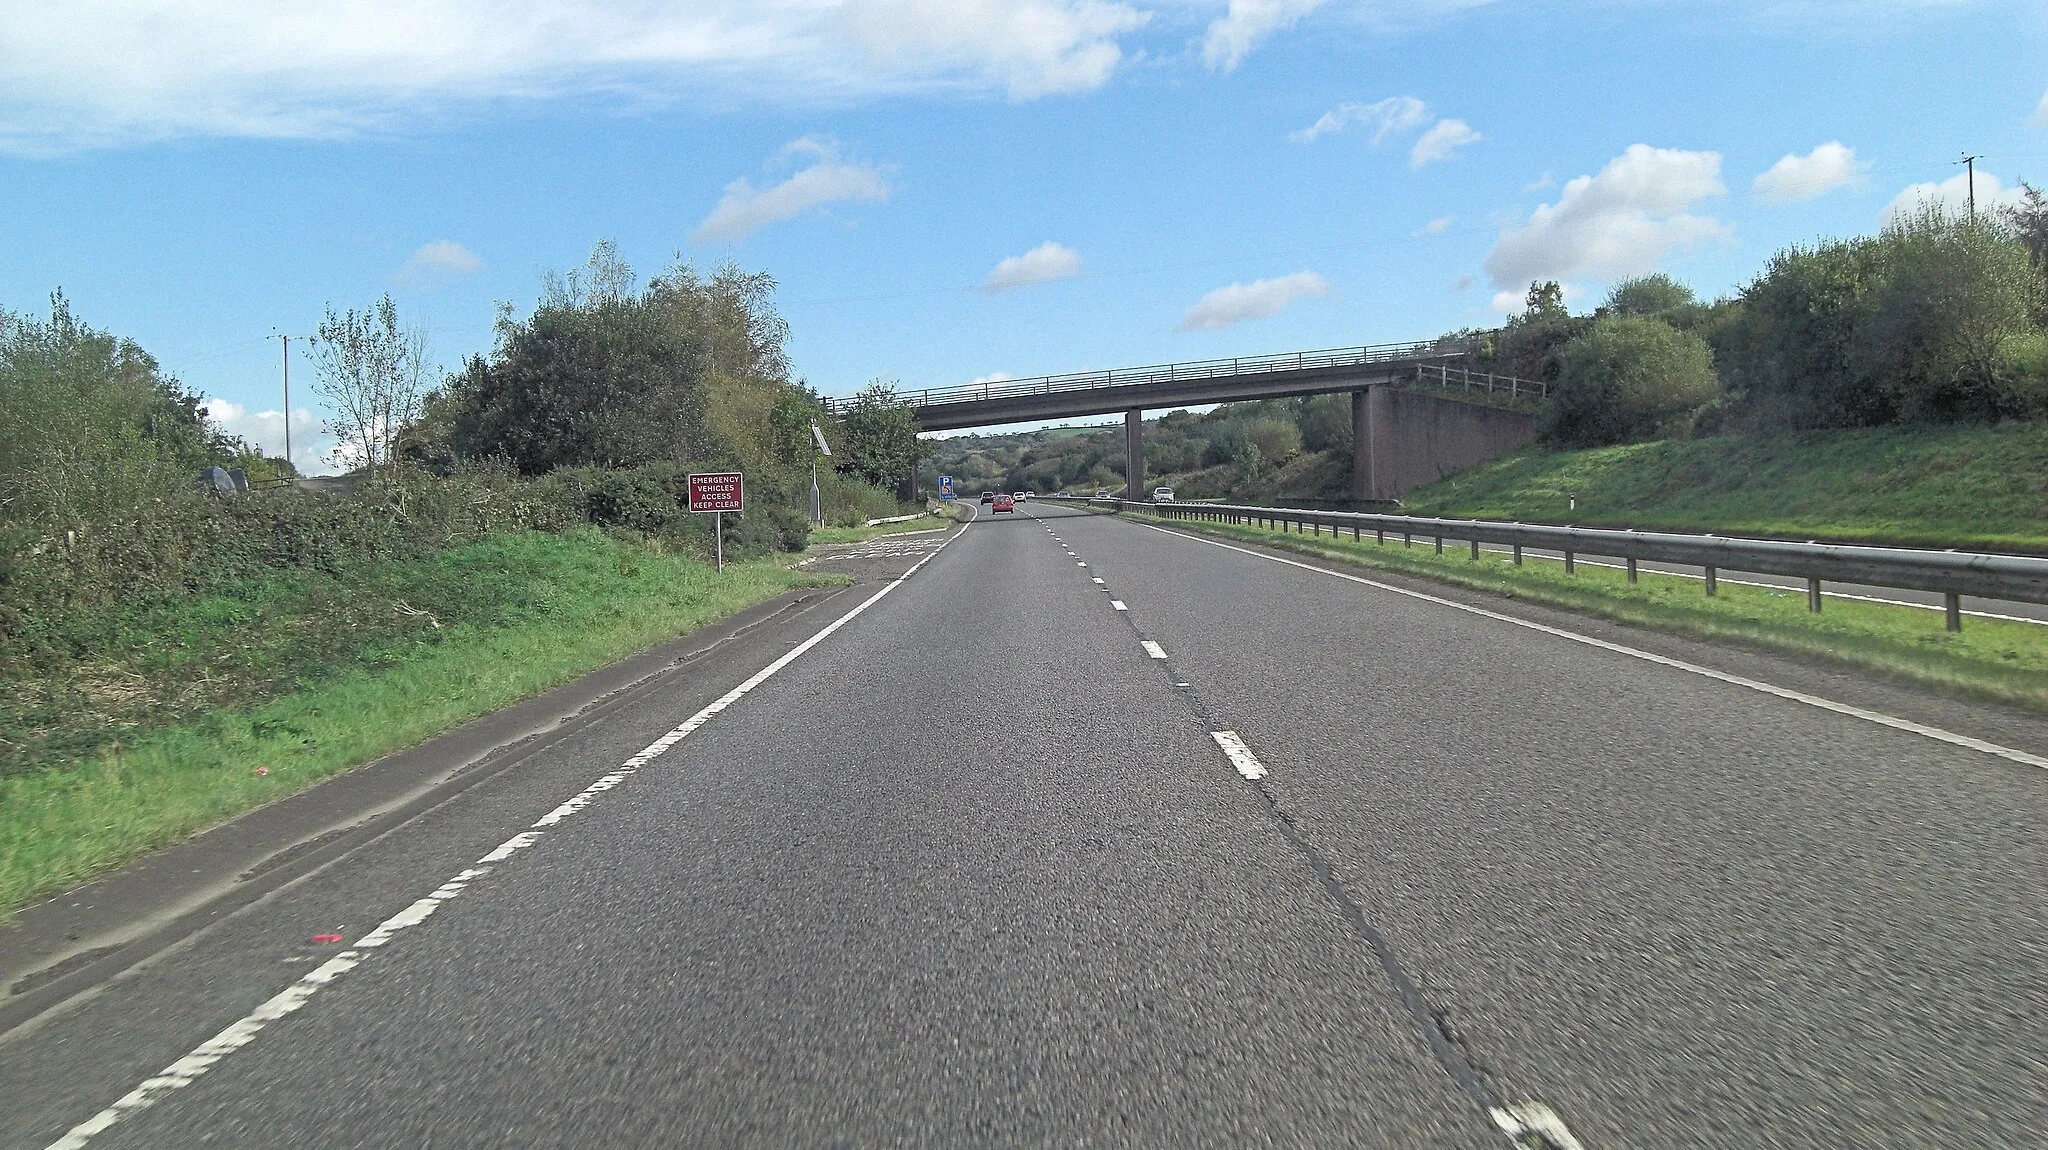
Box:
(1542, 317), (1719, 447)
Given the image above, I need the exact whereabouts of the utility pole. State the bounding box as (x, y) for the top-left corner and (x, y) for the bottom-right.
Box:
(1958, 154), (1982, 221)
(269, 332), (294, 468)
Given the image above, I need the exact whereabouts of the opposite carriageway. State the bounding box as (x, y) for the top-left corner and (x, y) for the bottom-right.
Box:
(824, 342), (1544, 502)
(1052, 496), (2048, 632)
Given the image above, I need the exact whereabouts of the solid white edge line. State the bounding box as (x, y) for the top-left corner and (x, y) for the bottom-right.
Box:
(46, 519), (975, 1150)
(1491, 1102), (1588, 1150)
(1210, 731), (1268, 780)
(1141, 523), (2048, 772)
(1141, 640), (1168, 659)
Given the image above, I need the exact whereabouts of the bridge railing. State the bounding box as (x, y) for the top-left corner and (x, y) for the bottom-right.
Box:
(1411, 363), (1547, 401)
(821, 340), (1458, 415)
(1044, 497), (2048, 632)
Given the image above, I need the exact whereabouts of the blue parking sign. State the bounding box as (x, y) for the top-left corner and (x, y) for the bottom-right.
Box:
(938, 474), (956, 500)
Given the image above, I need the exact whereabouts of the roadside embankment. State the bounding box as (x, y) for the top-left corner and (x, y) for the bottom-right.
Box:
(1397, 423), (2048, 552)
(1, 529), (842, 913)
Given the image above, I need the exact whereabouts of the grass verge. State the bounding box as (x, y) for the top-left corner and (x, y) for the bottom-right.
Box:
(806, 510), (951, 545)
(2, 531), (843, 914)
(1125, 511), (2048, 713)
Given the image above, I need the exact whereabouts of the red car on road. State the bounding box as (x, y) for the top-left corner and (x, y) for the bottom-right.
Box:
(991, 494), (1016, 513)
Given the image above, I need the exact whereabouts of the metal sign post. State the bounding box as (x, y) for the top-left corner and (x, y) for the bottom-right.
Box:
(687, 472), (745, 572)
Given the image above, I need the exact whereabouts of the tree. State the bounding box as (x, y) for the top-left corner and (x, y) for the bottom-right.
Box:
(1715, 237), (1892, 428)
(309, 294), (431, 476)
(1234, 440), (1262, 484)
(0, 293), (226, 529)
(1491, 280), (1592, 382)
(1602, 273), (1697, 318)
(1852, 204), (2043, 422)
(837, 379), (928, 489)
(1541, 316), (1719, 446)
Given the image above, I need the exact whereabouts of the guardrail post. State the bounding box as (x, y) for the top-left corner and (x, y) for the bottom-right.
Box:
(1626, 557), (1638, 583)
(1945, 593), (1962, 632)
(1402, 531), (1412, 548)
(1469, 539), (1479, 560)
(1434, 535), (1443, 555)
(1512, 543), (1522, 565)
(1564, 549), (1575, 574)
(1376, 527), (1384, 545)
(1704, 566), (1718, 596)
(1807, 577), (1823, 613)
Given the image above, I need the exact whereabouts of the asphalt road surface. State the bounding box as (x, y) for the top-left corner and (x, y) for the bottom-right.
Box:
(4, 504), (2042, 1148)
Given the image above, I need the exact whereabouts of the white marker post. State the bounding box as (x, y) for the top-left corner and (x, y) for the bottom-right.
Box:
(687, 472), (745, 572)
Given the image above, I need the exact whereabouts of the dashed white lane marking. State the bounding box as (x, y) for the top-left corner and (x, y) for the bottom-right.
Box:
(1210, 731), (1268, 780)
(46, 521), (975, 1150)
(1077, 561), (1088, 567)
(1141, 640), (1168, 659)
(1491, 1101), (1588, 1150)
(1144, 524), (2048, 772)
(1111, 600), (1128, 611)
(1092, 577), (1104, 584)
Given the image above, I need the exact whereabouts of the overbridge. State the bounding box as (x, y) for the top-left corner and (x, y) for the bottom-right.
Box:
(825, 342), (1544, 502)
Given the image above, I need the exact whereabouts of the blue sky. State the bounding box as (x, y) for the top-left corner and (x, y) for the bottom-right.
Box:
(3, 1), (2044, 469)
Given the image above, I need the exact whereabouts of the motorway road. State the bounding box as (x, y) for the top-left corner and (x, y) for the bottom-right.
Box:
(4, 503), (2043, 1147)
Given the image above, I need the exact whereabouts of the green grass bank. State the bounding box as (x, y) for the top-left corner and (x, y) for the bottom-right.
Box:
(2, 529), (840, 914)
(1397, 423), (2048, 552)
(1122, 510), (2048, 714)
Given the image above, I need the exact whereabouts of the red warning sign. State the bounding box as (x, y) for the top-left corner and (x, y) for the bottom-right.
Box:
(687, 472), (744, 513)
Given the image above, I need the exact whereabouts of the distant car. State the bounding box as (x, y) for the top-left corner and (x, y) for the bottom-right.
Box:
(1092, 489), (1113, 502)
(1053, 490), (1070, 498)
(980, 491), (995, 504)
(992, 494), (1016, 513)
(1152, 487), (1176, 503)
(1013, 491), (1030, 502)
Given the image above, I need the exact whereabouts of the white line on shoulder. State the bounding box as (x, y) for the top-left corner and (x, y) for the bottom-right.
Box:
(1142, 524), (2048, 772)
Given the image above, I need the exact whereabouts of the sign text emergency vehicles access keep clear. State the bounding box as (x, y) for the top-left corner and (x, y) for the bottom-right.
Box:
(687, 472), (744, 513)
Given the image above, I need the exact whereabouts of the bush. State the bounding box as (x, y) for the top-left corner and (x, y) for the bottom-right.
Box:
(1542, 317), (1719, 447)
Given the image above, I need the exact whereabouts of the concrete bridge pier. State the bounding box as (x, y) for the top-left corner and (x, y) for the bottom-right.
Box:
(1349, 384), (1537, 502)
(1351, 389), (1370, 502)
(1124, 409), (1144, 501)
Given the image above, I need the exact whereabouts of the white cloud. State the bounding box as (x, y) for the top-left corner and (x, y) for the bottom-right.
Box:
(1409, 118), (1479, 167)
(1452, 274), (1474, 292)
(1416, 216), (1453, 236)
(1177, 270), (1329, 331)
(1204, 0), (1330, 72)
(1483, 144), (1731, 290)
(693, 140), (890, 242)
(0, 0), (1154, 152)
(201, 399), (337, 475)
(1522, 172), (1555, 192)
(970, 371), (1013, 384)
(2034, 89), (2048, 126)
(1290, 95), (1428, 145)
(1751, 141), (1868, 203)
(396, 239), (483, 283)
(982, 241), (1084, 293)
(847, 0), (1148, 99)
(1881, 168), (2025, 224)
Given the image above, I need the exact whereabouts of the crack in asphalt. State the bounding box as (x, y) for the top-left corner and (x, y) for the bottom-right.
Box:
(1031, 507), (1567, 1148)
